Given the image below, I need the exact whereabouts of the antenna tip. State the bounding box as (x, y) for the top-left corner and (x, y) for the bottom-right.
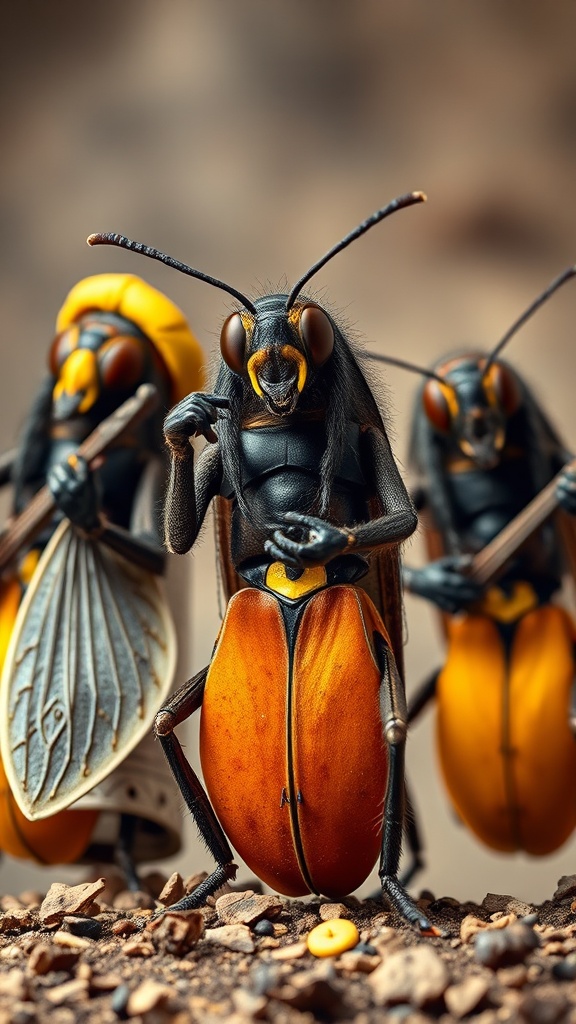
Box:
(87, 233), (100, 247)
(413, 191), (427, 203)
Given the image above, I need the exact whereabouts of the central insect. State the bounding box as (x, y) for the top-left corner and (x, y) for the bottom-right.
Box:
(89, 191), (435, 933)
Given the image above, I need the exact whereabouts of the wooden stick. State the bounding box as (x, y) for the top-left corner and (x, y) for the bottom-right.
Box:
(0, 383), (159, 573)
(469, 458), (576, 586)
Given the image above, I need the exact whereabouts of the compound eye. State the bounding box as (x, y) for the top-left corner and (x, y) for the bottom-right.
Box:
(220, 312), (247, 374)
(484, 362), (521, 417)
(99, 336), (145, 390)
(422, 380), (453, 433)
(49, 328), (78, 375)
(300, 305), (334, 366)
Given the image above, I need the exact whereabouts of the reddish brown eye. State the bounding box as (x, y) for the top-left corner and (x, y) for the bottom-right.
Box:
(98, 337), (144, 390)
(49, 328), (77, 375)
(422, 380), (453, 433)
(484, 362), (521, 417)
(300, 305), (334, 366)
(220, 313), (247, 374)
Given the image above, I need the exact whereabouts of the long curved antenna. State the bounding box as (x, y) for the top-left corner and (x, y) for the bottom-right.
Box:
(484, 265), (576, 374)
(87, 233), (258, 314)
(364, 350), (447, 385)
(285, 191), (427, 312)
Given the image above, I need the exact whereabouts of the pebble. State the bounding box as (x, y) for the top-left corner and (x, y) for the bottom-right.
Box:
(0, 909), (36, 933)
(497, 964), (529, 988)
(552, 954), (576, 980)
(268, 962), (344, 1016)
(369, 944), (449, 1007)
(44, 979), (89, 1005)
(444, 975), (490, 1018)
(204, 924), (256, 953)
(51, 930), (92, 950)
(26, 943), (80, 976)
(0, 970), (27, 1000)
(319, 902), (348, 921)
(145, 909), (204, 955)
(215, 890), (283, 926)
(482, 893), (514, 915)
(269, 940), (308, 961)
(113, 890), (157, 912)
(38, 879), (106, 926)
(126, 979), (172, 1015)
(553, 874), (576, 901)
(112, 918), (137, 937)
(157, 871), (186, 906)
(111, 983), (130, 1017)
(474, 922), (540, 969)
(519, 991), (568, 1024)
(231, 988), (268, 1018)
(122, 939), (155, 957)
(61, 915), (102, 940)
(253, 919), (275, 936)
(337, 950), (381, 974)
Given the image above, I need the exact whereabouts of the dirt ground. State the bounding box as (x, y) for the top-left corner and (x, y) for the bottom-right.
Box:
(1, 870), (576, 1024)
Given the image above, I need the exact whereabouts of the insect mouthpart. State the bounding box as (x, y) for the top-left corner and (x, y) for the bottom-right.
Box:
(247, 345), (307, 416)
(459, 408), (505, 469)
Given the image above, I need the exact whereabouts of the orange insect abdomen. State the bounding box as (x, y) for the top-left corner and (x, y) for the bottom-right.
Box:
(437, 605), (576, 854)
(199, 585), (388, 898)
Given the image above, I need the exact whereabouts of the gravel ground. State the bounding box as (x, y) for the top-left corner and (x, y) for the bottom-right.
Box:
(1, 870), (576, 1023)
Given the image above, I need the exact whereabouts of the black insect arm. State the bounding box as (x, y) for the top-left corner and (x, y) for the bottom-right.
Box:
(164, 441), (222, 555)
(350, 427), (417, 550)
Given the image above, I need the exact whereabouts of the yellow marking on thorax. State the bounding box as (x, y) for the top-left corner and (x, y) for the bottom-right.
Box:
(265, 561), (327, 599)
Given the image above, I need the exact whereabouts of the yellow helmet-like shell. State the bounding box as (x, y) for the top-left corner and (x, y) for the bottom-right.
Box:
(56, 273), (205, 403)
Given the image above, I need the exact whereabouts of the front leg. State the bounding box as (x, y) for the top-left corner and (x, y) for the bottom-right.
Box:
(163, 393), (228, 554)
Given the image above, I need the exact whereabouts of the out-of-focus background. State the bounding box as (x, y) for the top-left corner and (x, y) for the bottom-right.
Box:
(1, 0), (576, 904)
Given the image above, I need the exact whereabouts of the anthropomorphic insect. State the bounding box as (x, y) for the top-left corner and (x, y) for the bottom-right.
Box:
(374, 267), (576, 860)
(89, 191), (441, 933)
(0, 273), (204, 879)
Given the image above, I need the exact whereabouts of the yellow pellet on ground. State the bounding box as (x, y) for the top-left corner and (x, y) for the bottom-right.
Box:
(306, 919), (360, 957)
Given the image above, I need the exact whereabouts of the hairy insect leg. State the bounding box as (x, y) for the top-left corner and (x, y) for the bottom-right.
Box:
(115, 814), (141, 891)
(374, 634), (440, 935)
(400, 781), (425, 887)
(154, 666), (237, 912)
(408, 668), (440, 725)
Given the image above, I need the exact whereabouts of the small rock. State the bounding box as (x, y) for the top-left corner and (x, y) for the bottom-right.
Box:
(184, 871), (209, 893)
(519, 991), (568, 1024)
(140, 870), (168, 898)
(269, 940), (308, 960)
(552, 954), (576, 980)
(337, 950), (381, 974)
(319, 902), (348, 921)
(61, 915), (102, 940)
(145, 910), (204, 955)
(0, 896), (22, 912)
(122, 939), (155, 957)
(52, 931), (92, 950)
(269, 962), (344, 1016)
(474, 921), (540, 969)
(369, 945), (449, 1007)
(157, 871), (185, 906)
(205, 923), (255, 953)
(231, 988), (268, 1019)
(553, 875), (576, 901)
(497, 964), (529, 988)
(112, 919), (137, 937)
(126, 980), (172, 1016)
(444, 975), (490, 1018)
(0, 970), (27, 1000)
(506, 899), (534, 917)
(0, 909), (36, 933)
(111, 983), (130, 1016)
(354, 942), (378, 955)
(18, 891), (43, 909)
(39, 879), (106, 926)
(113, 890), (156, 912)
(482, 893), (514, 914)
(44, 979), (88, 1005)
(215, 890), (283, 926)
(90, 973), (124, 992)
(27, 943), (80, 976)
(253, 919), (275, 937)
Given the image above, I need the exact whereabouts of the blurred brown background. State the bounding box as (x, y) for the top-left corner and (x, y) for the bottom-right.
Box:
(1, 0), (576, 904)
